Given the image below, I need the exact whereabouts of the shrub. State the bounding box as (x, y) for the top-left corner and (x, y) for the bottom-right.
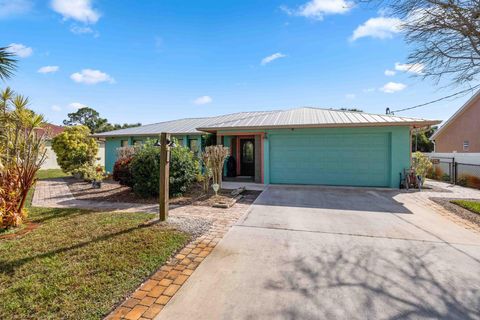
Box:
(130, 141), (199, 198)
(113, 157), (134, 187)
(441, 173), (451, 182)
(457, 174), (480, 189)
(116, 146), (138, 159)
(71, 163), (105, 182)
(427, 166), (443, 180)
(457, 175), (468, 187)
(71, 163), (92, 180)
(52, 125), (98, 173)
(0, 168), (26, 229)
(1, 91), (47, 228)
(412, 151), (432, 186)
(170, 144), (200, 196)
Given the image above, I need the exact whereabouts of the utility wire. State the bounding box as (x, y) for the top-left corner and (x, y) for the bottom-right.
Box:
(387, 84), (480, 114)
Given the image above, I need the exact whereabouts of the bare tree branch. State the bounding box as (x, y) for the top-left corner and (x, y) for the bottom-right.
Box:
(359, 0), (480, 85)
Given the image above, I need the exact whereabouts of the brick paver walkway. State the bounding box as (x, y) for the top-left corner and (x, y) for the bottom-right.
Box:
(32, 178), (257, 320)
(33, 178), (160, 213)
(395, 179), (480, 234)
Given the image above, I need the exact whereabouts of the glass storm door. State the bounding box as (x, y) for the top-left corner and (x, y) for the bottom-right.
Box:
(240, 139), (255, 176)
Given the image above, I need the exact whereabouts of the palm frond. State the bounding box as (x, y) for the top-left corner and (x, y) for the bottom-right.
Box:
(0, 47), (18, 81)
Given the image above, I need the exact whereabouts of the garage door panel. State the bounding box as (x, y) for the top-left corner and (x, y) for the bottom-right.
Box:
(269, 133), (390, 187)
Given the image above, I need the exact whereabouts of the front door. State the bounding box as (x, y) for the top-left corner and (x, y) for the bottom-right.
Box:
(240, 139), (255, 176)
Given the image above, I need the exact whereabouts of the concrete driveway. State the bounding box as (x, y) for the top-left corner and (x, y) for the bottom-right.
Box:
(157, 185), (480, 320)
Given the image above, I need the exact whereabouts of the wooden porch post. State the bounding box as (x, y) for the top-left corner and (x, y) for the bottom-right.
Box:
(159, 132), (170, 221)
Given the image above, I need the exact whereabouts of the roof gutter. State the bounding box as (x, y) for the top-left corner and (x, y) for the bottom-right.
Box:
(197, 120), (442, 133)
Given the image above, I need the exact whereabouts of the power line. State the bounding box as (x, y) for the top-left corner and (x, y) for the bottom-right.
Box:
(386, 84), (480, 114)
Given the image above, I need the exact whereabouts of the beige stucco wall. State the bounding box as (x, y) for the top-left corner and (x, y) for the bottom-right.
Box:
(434, 98), (480, 152)
(41, 141), (105, 170)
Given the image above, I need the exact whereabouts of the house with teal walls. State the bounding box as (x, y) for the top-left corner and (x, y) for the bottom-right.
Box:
(94, 108), (440, 188)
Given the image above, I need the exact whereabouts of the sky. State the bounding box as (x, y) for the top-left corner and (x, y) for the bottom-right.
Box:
(1, 0), (476, 126)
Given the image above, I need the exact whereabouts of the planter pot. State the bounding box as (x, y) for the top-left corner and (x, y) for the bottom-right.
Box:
(92, 180), (102, 189)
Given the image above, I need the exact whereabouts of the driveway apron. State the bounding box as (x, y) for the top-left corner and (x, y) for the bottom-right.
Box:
(156, 185), (480, 320)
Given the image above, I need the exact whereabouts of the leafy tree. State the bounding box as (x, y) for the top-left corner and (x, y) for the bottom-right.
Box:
(0, 46), (17, 81)
(63, 106), (141, 133)
(412, 126), (437, 152)
(63, 107), (109, 134)
(98, 122), (142, 133)
(52, 125), (98, 173)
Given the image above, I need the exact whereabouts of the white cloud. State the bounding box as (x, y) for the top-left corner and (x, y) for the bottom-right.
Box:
(350, 17), (401, 41)
(384, 69), (396, 76)
(7, 43), (32, 58)
(345, 93), (356, 99)
(51, 105), (62, 112)
(69, 24), (96, 35)
(51, 0), (100, 24)
(261, 52), (287, 65)
(193, 96), (212, 105)
(363, 87), (376, 93)
(68, 102), (87, 110)
(281, 0), (352, 20)
(380, 82), (406, 93)
(0, 0), (32, 18)
(70, 69), (114, 85)
(38, 66), (59, 74)
(394, 62), (425, 75)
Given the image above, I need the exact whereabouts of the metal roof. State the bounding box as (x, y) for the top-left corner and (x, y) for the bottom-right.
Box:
(93, 111), (275, 137)
(198, 107), (441, 131)
(93, 107), (440, 138)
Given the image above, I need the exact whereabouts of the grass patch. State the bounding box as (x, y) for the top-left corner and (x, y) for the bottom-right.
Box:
(0, 207), (189, 319)
(450, 200), (480, 215)
(36, 169), (69, 180)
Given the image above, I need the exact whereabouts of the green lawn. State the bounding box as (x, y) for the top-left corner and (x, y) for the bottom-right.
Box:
(36, 169), (70, 180)
(0, 206), (189, 319)
(451, 200), (480, 215)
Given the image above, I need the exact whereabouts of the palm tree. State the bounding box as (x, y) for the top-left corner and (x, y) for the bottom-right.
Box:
(0, 46), (17, 81)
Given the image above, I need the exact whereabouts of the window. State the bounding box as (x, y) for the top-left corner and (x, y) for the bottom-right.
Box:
(188, 139), (199, 153)
(463, 140), (469, 151)
(121, 140), (129, 147)
(133, 140), (143, 146)
(177, 138), (184, 146)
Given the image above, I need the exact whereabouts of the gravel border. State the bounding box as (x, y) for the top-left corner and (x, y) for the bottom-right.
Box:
(163, 216), (213, 238)
(430, 197), (480, 227)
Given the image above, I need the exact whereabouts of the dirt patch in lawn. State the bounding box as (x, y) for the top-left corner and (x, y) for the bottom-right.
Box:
(0, 223), (40, 240)
(430, 198), (480, 228)
(66, 177), (261, 207)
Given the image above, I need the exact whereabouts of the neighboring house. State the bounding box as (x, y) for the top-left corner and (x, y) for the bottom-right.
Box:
(94, 107), (439, 188)
(40, 124), (105, 170)
(431, 90), (480, 152)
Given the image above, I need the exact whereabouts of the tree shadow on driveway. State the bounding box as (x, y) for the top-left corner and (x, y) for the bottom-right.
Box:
(260, 246), (480, 320)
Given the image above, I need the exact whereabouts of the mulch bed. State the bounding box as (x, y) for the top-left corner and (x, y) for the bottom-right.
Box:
(430, 197), (480, 227)
(66, 177), (261, 207)
(0, 222), (40, 240)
